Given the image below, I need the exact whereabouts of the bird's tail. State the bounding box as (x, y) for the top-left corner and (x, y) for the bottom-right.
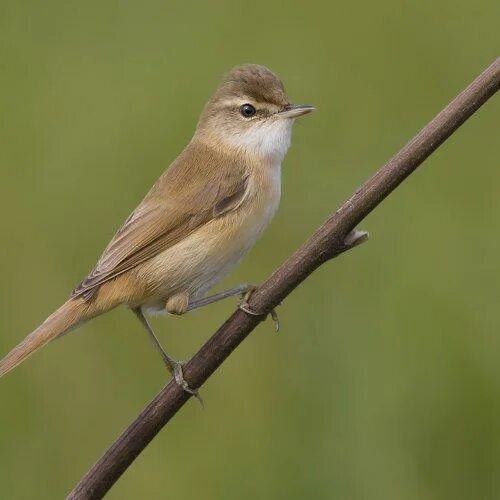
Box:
(0, 298), (94, 378)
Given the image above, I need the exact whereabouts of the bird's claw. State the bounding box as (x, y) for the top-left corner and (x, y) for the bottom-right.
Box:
(238, 287), (280, 333)
(172, 362), (203, 406)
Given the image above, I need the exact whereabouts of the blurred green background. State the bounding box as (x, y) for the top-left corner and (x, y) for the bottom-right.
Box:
(0, 0), (499, 498)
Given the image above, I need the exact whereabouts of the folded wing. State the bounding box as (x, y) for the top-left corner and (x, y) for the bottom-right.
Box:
(72, 143), (249, 299)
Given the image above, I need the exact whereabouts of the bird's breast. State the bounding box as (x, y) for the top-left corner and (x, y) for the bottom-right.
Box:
(238, 162), (282, 242)
(191, 162), (282, 291)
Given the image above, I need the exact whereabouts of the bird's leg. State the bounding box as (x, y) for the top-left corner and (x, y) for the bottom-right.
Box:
(186, 284), (252, 312)
(238, 285), (280, 333)
(187, 284), (280, 331)
(132, 307), (202, 405)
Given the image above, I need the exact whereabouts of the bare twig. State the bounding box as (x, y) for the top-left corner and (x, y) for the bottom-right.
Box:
(68, 58), (499, 500)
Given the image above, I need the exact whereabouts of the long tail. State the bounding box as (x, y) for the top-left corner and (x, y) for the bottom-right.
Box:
(0, 298), (93, 378)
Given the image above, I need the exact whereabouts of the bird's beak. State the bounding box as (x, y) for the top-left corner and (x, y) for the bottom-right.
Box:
(278, 103), (316, 119)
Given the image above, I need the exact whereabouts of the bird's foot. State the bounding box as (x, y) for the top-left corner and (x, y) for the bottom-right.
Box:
(132, 307), (203, 405)
(238, 286), (280, 333)
(169, 360), (203, 406)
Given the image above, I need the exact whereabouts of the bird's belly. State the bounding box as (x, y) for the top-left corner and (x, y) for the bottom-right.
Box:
(135, 181), (280, 309)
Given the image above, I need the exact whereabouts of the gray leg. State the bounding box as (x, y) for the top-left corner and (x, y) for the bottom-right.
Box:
(187, 283), (280, 331)
(132, 307), (202, 404)
(186, 283), (252, 312)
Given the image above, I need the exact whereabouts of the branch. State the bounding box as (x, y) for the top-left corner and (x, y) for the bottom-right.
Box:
(68, 58), (499, 500)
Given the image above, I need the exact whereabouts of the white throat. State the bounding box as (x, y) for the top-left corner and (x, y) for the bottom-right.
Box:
(225, 118), (294, 163)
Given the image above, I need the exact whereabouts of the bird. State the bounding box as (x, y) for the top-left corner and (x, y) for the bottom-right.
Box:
(0, 64), (314, 395)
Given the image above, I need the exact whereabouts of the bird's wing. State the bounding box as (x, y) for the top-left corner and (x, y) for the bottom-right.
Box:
(72, 143), (249, 299)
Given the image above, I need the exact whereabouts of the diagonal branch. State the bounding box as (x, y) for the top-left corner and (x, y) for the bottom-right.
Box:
(68, 58), (499, 500)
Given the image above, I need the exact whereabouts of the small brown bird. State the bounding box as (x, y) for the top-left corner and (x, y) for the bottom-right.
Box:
(0, 64), (314, 394)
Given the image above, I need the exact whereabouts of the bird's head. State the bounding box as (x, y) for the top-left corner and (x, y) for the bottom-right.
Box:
(196, 64), (314, 162)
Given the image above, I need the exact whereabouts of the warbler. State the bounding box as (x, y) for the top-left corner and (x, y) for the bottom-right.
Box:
(0, 64), (314, 394)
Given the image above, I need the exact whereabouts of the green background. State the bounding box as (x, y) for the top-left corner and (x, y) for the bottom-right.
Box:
(0, 1), (499, 498)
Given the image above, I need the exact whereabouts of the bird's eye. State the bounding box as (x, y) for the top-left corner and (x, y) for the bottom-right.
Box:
(240, 104), (256, 118)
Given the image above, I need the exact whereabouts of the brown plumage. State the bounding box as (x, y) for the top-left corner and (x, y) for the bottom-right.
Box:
(210, 64), (288, 108)
(0, 64), (314, 380)
(72, 141), (250, 301)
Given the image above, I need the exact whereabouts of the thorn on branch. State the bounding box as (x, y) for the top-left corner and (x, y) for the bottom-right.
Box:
(327, 229), (370, 260)
(344, 229), (370, 248)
